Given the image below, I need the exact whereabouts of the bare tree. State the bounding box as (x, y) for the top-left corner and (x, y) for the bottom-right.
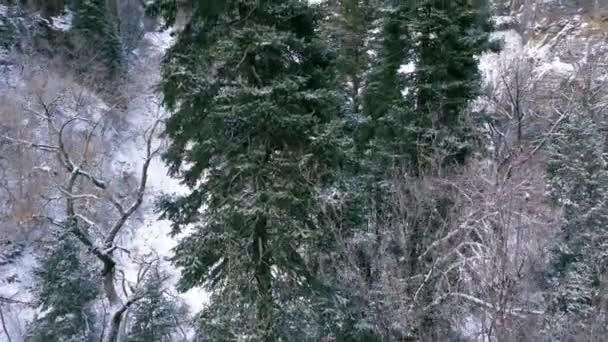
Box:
(1, 70), (162, 342)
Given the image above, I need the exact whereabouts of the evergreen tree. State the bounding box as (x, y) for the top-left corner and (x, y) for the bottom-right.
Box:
(127, 269), (189, 342)
(361, 0), (492, 169)
(546, 113), (608, 336)
(28, 226), (100, 342)
(151, 0), (347, 339)
(72, 0), (124, 80)
(326, 0), (378, 116)
(354, 1), (492, 339)
(360, 4), (411, 166)
(408, 0), (492, 166)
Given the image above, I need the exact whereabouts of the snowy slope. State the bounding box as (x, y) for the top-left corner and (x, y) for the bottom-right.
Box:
(0, 21), (205, 342)
(117, 29), (208, 313)
(461, 8), (608, 340)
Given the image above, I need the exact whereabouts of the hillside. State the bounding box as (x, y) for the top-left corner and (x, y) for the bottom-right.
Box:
(2, 0), (608, 341)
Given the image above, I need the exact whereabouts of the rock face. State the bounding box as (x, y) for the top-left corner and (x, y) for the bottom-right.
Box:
(476, 0), (608, 150)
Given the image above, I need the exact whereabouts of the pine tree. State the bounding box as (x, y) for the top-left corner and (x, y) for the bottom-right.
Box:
(353, 1), (492, 339)
(151, 0), (347, 339)
(361, 0), (492, 169)
(327, 0), (378, 116)
(72, 0), (124, 80)
(408, 0), (492, 166)
(360, 4), (411, 166)
(546, 113), (608, 336)
(28, 227), (100, 342)
(126, 269), (189, 342)
(407, 2), (491, 337)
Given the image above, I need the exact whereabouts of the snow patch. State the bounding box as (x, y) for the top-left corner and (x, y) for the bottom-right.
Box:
(479, 29), (524, 87)
(144, 30), (175, 53)
(398, 62), (415, 74)
(50, 10), (73, 32)
(0, 247), (36, 342)
(495, 15), (516, 27)
(536, 56), (574, 79)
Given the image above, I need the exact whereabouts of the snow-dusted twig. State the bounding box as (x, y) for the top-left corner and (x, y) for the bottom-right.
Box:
(0, 305), (12, 342)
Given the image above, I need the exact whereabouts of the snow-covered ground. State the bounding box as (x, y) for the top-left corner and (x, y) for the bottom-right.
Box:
(0, 25), (205, 342)
(118, 29), (208, 313)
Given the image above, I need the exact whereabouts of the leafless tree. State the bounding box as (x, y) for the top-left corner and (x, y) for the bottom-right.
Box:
(0, 68), (163, 342)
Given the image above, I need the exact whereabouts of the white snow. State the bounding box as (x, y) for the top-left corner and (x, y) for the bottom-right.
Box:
(495, 15), (516, 27)
(50, 10), (73, 32)
(0, 5), (7, 16)
(536, 56), (574, 79)
(0, 24), (202, 342)
(398, 62), (415, 74)
(0, 249), (36, 342)
(479, 29), (524, 88)
(114, 27), (208, 313)
(143, 30), (175, 53)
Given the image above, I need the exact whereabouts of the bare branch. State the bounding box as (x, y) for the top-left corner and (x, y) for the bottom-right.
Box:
(104, 120), (160, 247)
(0, 135), (59, 152)
(0, 305), (12, 342)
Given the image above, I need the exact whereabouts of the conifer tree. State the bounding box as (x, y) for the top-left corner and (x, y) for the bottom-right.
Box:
(546, 113), (608, 336)
(327, 0), (378, 116)
(360, 4), (411, 165)
(151, 0), (347, 339)
(354, 1), (492, 339)
(361, 0), (492, 169)
(73, 0), (124, 79)
(127, 269), (188, 342)
(408, 0), (492, 166)
(28, 227), (100, 342)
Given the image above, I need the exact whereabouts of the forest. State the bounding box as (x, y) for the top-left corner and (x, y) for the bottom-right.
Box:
(1, 0), (608, 341)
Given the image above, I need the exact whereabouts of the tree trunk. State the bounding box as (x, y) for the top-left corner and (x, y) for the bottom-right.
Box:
(105, 305), (128, 342)
(103, 261), (119, 305)
(102, 260), (126, 342)
(254, 215), (273, 342)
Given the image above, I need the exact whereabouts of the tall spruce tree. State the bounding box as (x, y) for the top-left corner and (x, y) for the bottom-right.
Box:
(355, 0), (492, 339)
(28, 227), (100, 342)
(328, 6), (411, 341)
(151, 0), (347, 339)
(360, 4), (411, 165)
(361, 0), (492, 169)
(408, 0), (492, 166)
(73, 0), (124, 80)
(546, 113), (608, 337)
(408, 1), (491, 338)
(327, 0), (378, 116)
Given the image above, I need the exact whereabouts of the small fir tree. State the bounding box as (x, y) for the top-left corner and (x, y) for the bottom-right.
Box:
(546, 113), (608, 335)
(28, 226), (100, 342)
(127, 269), (189, 342)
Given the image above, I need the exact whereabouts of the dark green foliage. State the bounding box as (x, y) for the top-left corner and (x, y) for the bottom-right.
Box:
(409, 0), (493, 166)
(362, 0), (492, 170)
(546, 114), (608, 325)
(326, 0), (379, 116)
(72, 0), (124, 80)
(151, 0), (348, 339)
(349, 1), (492, 339)
(127, 269), (189, 342)
(22, 0), (65, 17)
(360, 6), (412, 167)
(28, 227), (100, 342)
